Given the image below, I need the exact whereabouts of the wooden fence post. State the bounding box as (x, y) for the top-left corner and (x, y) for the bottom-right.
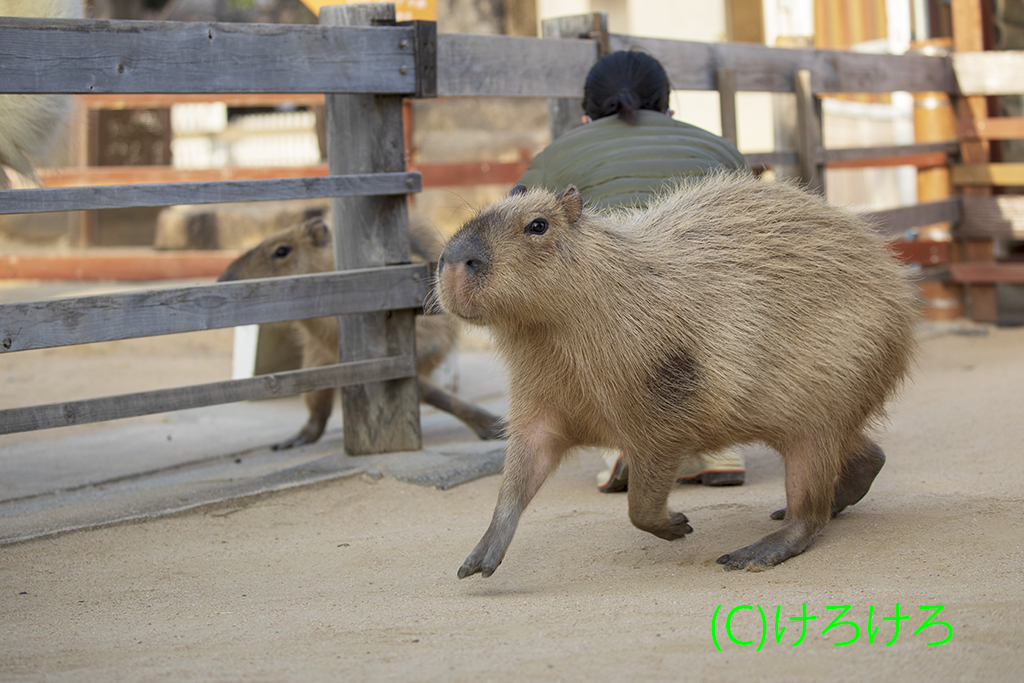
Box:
(794, 69), (824, 194)
(321, 2), (422, 455)
(541, 13), (606, 141)
(716, 68), (738, 148)
(952, 0), (999, 322)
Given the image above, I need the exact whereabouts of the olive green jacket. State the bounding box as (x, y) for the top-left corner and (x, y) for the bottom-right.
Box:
(518, 110), (750, 210)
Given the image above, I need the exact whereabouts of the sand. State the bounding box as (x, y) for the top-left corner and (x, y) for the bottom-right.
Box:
(1, 322), (1022, 681)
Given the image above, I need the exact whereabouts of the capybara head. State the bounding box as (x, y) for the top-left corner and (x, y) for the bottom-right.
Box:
(218, 217), (332, 282)
(437, 184), (584, 325)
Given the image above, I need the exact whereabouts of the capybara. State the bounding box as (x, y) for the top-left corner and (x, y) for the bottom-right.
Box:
(436, 173), (918, 576)
(219, 216), (504, 449)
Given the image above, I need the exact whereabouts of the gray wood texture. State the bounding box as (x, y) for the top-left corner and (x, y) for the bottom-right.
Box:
(795, 70), (824, 193)
(322, 4), (422, 455)
(438, 32), (596, 99)
(0, 265), (428, 352)
(0, 356), (416, 435)
(859, 198), (963, 238)
(608, 34), (956, 94)
(817, 142), (959, 164)
(717, 68), (738, 147)
(958, 195), (1024, 238)
(953, 51), (1024, 96)
(539, 14), (606, 140)
(0, 17), (416, 94)
(0, 172), (421, 215)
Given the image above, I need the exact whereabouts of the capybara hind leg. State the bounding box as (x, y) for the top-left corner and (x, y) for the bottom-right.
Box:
(273, 388), (333, 450)
(627, 456), (693, 541)
(419, 376), (506, 440)
(719, 436), (835, 570)
(458, 418), (567, 578)
(769, 434), (885, 520)
(830, 435), (885, 516)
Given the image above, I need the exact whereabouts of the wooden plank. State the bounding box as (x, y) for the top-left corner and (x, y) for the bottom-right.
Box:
(81, 93), (325, 109)
(952, 51), (1024, 95)
(960, 116), (1024, 140)
(0, 250), (240, 281)
(38, 162), (527, 191)
(825, 151), (951, 170)
(0, 17), (416, 95)
(958, 195), (1024, 238)
(0, 172), (421, 214)
(38, 165), (333, 188)
(859, 198), (963, 238)
(888, 240), (952, 266)
(717, 68), (738, 147)
(607, 34), (956, 94)
(951, 163), (1024, 186)
(819, 142), (957, 166)
(795, 70), (824, 193)
(0, 264), (429, 352)
(948, 262), (1024, 283)
(438, 31), (596, 99)
(323, 4), (422, 455)
(0, 356), (416, 435)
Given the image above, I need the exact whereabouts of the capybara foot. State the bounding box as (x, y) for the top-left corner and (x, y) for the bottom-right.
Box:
(716, 527), (811, 571)
(458, 542), (505, 579)
(633, 511), (693, 541)
(272, 423), (323, 451)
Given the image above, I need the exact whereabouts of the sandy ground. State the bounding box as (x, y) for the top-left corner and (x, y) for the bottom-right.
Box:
(1, 310), (1023, 681)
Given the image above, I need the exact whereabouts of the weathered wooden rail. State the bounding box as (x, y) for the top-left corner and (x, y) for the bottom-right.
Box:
(2, 4), (1022, 450)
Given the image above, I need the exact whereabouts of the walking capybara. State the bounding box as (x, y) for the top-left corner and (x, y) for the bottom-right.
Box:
(219, 216), (504, 449)
(436, 173), (918, 576)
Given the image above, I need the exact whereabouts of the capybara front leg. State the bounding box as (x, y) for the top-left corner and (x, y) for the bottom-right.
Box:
(719, 436), (835, 570)
(458, 420), (564, 578)
(273, 388), (333, 450)
(769, 433), (885, 520)
(419, 376), (506, 440)
(626, 456), (693, 541)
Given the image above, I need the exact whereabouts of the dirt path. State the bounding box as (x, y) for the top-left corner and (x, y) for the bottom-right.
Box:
(1, 324), (1022, 681)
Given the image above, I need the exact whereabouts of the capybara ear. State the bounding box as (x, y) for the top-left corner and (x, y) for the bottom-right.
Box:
(556, 185), (583, 224)
(305, 216), (331, 247)
(509, 184), (528, 197)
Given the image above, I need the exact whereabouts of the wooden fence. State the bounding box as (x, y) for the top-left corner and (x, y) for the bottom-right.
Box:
(2, 5), (1021, 453)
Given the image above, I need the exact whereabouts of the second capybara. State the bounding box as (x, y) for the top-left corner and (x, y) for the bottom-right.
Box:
(219, 216), (504, 449)
(436, 173), (918, 576)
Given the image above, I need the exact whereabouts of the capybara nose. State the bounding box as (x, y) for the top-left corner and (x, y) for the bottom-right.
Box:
(440, 236), (488, 276)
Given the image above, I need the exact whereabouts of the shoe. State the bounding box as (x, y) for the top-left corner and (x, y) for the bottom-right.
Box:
(677, 446), (745, 486)
(596, 449), (629, 493)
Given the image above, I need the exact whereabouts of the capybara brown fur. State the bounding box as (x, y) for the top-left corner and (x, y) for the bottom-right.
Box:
(436, 173), (918, 576)
(219, 216), (504, 449)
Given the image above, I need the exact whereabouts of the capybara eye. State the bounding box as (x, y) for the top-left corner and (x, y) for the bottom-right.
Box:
(273, 245), (292, 258)
(526, 218), (548, 235)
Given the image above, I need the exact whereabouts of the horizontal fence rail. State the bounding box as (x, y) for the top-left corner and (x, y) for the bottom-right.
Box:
(608, 34), (957, 94)
(860, 198), (963, 238)
(0, 355), (416, 435)
(0, 172), (422, 214)
(0, 17), (418, 95)
(0, 265), (429, 352)
(437, 32), (596, 98)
